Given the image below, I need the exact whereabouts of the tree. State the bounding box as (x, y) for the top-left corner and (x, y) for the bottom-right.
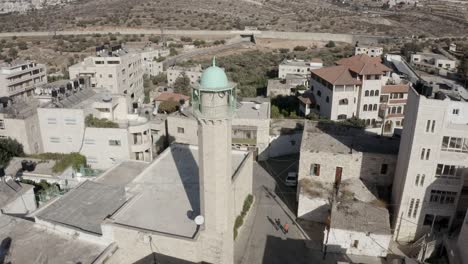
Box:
(270, 105), (281, 118)
(151, 73), (167, 85)
(158, 100), (179, 113)
(0, 138), (25, 166)
(17, 41), (28, 50)
(325, 41), (336, 48)
(173, 74), (191, 95)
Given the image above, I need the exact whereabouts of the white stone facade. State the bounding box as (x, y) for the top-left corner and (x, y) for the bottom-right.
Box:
(278, 59), (323, 79)
(392, 86), (468, 242)
(326, 227), (391, 257)
(139, 48), (169, 76)
(167, 65), (202, 86)
(411, 53), (457, 72)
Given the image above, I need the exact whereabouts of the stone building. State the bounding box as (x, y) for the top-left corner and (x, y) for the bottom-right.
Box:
(167, 65), (203, 86)
(380, 83), (410, 135)
(354, 46), (383, 58)
(68, 45), (144, 109)
(0, 60), (47, 101)
(297, 121), (399, 222)
(392, 83), (468, 242)
(278, 58), (323, 79)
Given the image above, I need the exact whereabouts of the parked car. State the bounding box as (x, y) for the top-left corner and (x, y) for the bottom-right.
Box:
(285, 172), (298, 187)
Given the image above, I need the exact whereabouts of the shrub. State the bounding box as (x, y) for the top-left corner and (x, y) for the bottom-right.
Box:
(325, 40), (336, 48)
(85, 114), (119, 128)
(30, 152), (87, 172)
(233, 194), (254, 240)
(158, 100), (180, 113)
(293, 45), (307, 51)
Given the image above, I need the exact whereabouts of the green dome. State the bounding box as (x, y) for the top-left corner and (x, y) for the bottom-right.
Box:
(199, 57), (229, 90)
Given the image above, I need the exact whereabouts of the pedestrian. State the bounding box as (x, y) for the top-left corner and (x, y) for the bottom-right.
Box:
(284, 223), (289, 234)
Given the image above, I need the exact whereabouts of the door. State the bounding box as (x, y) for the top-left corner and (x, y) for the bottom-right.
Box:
(335, 167), (343, 187)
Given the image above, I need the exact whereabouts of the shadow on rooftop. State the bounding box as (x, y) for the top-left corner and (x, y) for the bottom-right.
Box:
(0, 237), (12, 264)
(171, 144), (200, 220)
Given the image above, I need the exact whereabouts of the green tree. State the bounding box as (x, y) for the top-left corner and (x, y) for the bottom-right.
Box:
(325, 41), (336, 48)
(158, 100), (180, 113)
(17, 41), (28, 50)
(0, 138), (25, 166)
(173, 74), (191, 95)
(8, 48), (18, 59)
(151, 73), (167, 85)
(401, 41), (422, 60)
(270, 105), (281, 118)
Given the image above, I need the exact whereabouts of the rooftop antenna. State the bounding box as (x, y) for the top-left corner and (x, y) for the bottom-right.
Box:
(212, 56), (216, 67)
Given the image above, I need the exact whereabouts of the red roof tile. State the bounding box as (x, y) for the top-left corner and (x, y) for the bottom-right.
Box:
(336, 54), (391, 75)
(311, 65), (362, 86)
(382, 84), (409, 94)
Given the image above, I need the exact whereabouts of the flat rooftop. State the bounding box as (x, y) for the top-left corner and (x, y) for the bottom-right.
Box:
(415, 52), (453, 60)
(6, 157), (57, 177)
(0, 180), (34, 208)
(301, 121), (400, 155)
(280, 59), (322, 67)
(235, 98), (270, 120)
(41, 88), (97, 109)
(95, 160), (149, 188)
(36, 180), (126, 235)
(112, 144), (249, 238)
(417, 75), (468, 102)
(0, 214), (106, 264)
(331, 178), (391, 234)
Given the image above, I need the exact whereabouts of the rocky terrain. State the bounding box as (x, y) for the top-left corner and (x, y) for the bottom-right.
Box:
(0, 0), (466, 37)
(0, 0), (74, 14)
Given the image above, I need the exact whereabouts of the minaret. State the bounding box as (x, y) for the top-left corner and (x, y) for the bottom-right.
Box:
(192, 57), (236, 264)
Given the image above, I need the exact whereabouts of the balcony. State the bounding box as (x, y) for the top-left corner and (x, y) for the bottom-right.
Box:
(232, 137), (257, 145)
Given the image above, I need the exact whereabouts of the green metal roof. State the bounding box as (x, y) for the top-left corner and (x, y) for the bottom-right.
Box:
(198, 57), (231, 91)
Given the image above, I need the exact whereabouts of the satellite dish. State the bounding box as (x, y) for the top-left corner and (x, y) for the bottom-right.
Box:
(194, 215), (205, 225)
(254, 104), (261, 110)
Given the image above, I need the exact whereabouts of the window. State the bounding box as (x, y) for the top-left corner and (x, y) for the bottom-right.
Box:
(49, 137), (60, 143)
(363, 104), (368, 111)
(0, 119), (4, 129)
(47, 118), (57, 124)
(453, 109), (459, 115)
(87, 156), (98, 164)
(326, 96), (329, 103)
(413, 199), (420, 218)
(423, 214), (434, 225)
(373, 104), (378, 111)
(435, 164), (465, 179)
(310, 164), (320, 176)
(426, 149), (430, 160)
(365, 91), (369, 96)
(317, 90), (321, 97)
(177, 127), (185, 134)
(430, 190), (457, 204)
(408, 198), (415, 217)
(109, 140), (121, 146)
(426, 120), (436, 132)
(84, 138), (95, 145)
(420, 148), (426, 160)
(441, 136), (468, 153)
(420, 175), (425, 186)
(339, 99), (348, 105)
(64, 118), (76, 125)
(370, 90), (374, 96)
(337, 114), (347, 120)
(415, 174), (420, 185)
(380, 164), (388, 174)
(375, 90), (379, 96)
(352, 240), (359, 248)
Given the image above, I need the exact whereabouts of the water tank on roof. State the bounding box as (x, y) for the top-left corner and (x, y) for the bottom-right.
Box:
(254, 104), (261, 110)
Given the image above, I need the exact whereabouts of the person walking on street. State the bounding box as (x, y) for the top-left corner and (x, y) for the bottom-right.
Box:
(284, 223), (289, 234)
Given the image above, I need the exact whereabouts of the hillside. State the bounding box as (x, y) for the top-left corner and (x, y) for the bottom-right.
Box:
(0, 0), (466, 37)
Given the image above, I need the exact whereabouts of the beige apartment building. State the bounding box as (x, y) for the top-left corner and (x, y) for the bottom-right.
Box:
(392, 83), (468, 242)
(167, 65), (203, 86)
(309, 55), (391, 127)
(0, 60), (47, 101)
(380, 84), (410, 135)
(278, 58), (323, 79)
(354, 46), (384, 58)
(138, 46), (169, 76)
(68, 46), (144, 109)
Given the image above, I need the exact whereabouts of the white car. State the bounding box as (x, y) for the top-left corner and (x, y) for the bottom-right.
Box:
(285, 172), (298, 187)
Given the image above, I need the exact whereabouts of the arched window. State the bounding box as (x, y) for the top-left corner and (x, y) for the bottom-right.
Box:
(397, 106), (402, 114)
(326, 96), (329, 103)
(371, 119), (376, 126)
(375, 90), (379, 96)
(339, 98), (348, 105)
(365, 91), (369, 96)
(363, 104), (368, 111)
(366, 119), (371, 126)
(370, 90), (375, 96)
(391, 107), (397, 114)
(373, 104), (378, 111)
(317, 90), (321, 97)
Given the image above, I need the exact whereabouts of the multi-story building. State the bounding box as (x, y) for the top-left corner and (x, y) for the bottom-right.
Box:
(354, 46), (384, 58)
(138, 46), (169, 76)
(278, 58), (323, 79)
(309, 55), (391, 127)
(392, 83), (468, 242)
(167, 65), (202, 86)
(68, 45), (144, 109)
(36, 83), (160, 169)
(0, 60), (47, 101)
(410, 52), (457, 73)
(379, 83), (410, 135)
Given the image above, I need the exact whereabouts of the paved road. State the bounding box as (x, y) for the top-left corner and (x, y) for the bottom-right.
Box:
(234, 162), (388, 264)
(0, 29), (391, 44)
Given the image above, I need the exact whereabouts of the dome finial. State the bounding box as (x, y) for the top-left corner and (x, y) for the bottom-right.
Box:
(212, 56), (216, 67)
